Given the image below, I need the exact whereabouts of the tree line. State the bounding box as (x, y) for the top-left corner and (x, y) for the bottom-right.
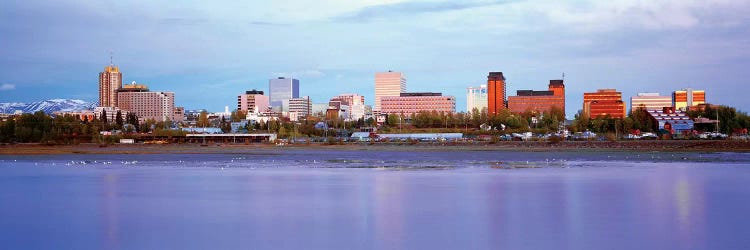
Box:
(0, 110), (182, 144)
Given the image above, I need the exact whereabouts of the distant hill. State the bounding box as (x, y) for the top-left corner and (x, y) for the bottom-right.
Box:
(0, 99), (97, 114)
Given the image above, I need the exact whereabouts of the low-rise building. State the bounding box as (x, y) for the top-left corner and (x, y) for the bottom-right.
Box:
(466, 85), (488, 113)
(630, 92), (672, 112)
(380, 92), (455, 116)
(673, 88), (706, 111)
(646, 107), (694, 134)
(287, 97), (312, 121)
(237, 90), (269, 114)
(507, 80), (565, 116)
(94, 106), (129, 123)
(583, 89), (626, 119)
(53, 110), (97, 122)
(330, 94), (366, 121)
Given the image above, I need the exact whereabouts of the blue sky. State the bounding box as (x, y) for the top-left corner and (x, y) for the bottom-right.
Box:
(1, 0), (749, 118)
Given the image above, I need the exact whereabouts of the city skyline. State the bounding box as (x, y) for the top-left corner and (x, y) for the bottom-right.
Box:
(2, 0), (750, 117)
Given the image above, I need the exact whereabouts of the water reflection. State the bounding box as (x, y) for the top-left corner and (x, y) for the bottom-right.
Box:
(373, 172), (405, 249)
(0, 154), (748, 249)
(100, 173), (120, 250)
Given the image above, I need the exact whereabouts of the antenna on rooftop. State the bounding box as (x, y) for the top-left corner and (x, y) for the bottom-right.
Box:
(108, 49), (114, 66)
(562, 72), (565, 81)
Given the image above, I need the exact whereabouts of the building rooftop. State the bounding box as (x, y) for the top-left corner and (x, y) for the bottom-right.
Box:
(400, 92), (442, 97)
(516, 90), (554, 96)
(488, 72), (506, 80)
(548, 80), (564, 88)
(118, 82), (149, 92)
(245, 90), (264, 95)
(596, 89), (619, 93)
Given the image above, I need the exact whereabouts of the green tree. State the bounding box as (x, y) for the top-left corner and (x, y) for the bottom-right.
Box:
(126, 113), (140, 132)
(0, 118), (16, 142)
(220, 116), (231, 133)
(100, 109), (108, 124)
(230, 110), (247, 122)
(197, 111), (210, 127)
(115, 110), (124, 129)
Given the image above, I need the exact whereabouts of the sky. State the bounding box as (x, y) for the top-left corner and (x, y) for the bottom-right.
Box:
(1, 0), (749, 118)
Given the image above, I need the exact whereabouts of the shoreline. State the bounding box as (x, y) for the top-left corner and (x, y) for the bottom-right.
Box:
(1, 140), (749, 155)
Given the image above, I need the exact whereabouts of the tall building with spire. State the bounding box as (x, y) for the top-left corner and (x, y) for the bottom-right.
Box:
(98, 60), (122, 107)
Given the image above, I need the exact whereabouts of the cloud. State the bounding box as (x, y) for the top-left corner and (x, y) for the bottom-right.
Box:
(272, 70), (326, 79)
(0, 83), (15, 91)
(335, 0), (517, 22)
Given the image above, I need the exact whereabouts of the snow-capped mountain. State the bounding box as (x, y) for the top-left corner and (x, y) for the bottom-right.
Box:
(0, 99), (96, 114)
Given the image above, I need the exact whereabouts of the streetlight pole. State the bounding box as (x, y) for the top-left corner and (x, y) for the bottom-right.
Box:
(399, 115), (402, 133)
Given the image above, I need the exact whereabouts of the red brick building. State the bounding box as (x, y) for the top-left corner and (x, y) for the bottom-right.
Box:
(507, 80), (565, 116)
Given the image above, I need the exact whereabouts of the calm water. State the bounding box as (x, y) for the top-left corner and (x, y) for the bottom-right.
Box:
(1, 150), (749, 250)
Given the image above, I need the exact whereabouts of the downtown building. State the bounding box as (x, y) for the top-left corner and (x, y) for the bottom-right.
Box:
(237, 89), (270, 114)
(328, 93), (366, 121)
(466, 85), (488, 113)
(673, 88), (706, 111)
(380, 92), (456, 116)
(116, 82), (183, 122)
(99, 65), (122, 107)
(268, 77), (300, 109)
(287, 96), (312, 121)
(630, 93), (672, 112)
(583, 89), (626, 119)
(487, 72), (507, 116)
(374, 71), (406, 112)
(507, 80), (565, 117)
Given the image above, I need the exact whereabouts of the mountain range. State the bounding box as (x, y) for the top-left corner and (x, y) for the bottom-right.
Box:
(0, 99), (97, 114)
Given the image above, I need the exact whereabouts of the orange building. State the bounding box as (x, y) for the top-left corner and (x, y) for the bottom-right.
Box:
(583, 89), (626, 119)
(487, 72), (507, 116)
(673, 88), (706, 111)
(507, 80), (565, 116)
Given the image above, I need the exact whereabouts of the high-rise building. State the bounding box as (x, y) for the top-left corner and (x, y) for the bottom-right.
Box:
(116, 82), (183, 122)
(288, 96), (312, 121)
(466, 85), (488, 113)
(583, 89), (626, 119)
(487, 72), (507, 116)
(374, 71), (406, 111)
(380, 92), (456, 116)
(269, 77), (299, 108)
(673, 88), (706, 111)
(630, 93), (672, 112)
(507, 80), (566, 117)
(99, 65), (122, 107)
(238, 90), (270, 114)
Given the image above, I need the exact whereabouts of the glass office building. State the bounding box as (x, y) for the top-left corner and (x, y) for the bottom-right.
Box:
(269, 77), (300, 108)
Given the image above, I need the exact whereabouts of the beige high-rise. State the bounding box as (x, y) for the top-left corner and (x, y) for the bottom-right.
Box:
(117, 83), (182, 122)
(99, 65), (122, 107)
(374, 71), (406, 111)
